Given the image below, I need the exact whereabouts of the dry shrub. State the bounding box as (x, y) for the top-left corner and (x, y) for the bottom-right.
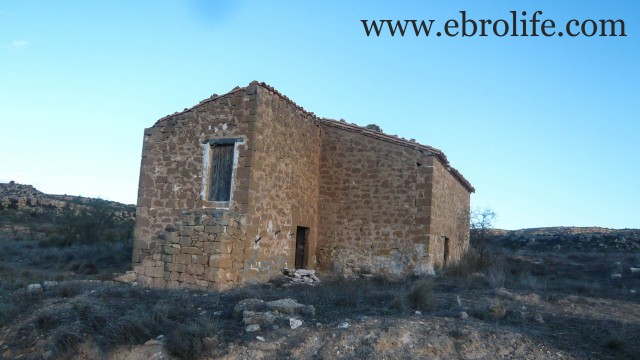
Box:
(445, 250), (495, 278)
(99, 314), (155, 347)
(390, 294), (406, 311)
(406, 277), (434, 311)
(485, 267), (506, 289)
(51, 281), (85, 298)
(331, 280), (360, 308)
(605, 338), (624, 351)
(35, 310), (60, 330)
(519, 272), (547, 291)
(52, 328), (82, 356)
(165, 322), (213, 360)
(0, 302), (20, 327)
(487, 300), (507, 319)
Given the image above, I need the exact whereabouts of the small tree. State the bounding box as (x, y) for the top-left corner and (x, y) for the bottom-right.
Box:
(470, 208), (496, 262)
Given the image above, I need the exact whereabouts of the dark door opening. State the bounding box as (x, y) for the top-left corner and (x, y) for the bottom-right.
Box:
(443, 237), (450, 267)
(295, 226), (309, 269)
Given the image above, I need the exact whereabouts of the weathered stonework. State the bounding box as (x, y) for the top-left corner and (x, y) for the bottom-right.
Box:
(132, 81), (474, 288)
(315, 124), (471, 275)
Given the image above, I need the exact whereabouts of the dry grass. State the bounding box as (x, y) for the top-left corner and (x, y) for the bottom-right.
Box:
(406, 277), (435, 311)
(1, 227), (639, 359)
(165, 322), (215, 360)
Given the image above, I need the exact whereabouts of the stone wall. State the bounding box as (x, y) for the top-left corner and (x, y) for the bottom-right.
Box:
(133, 81), (472, 289)
(135, 209), (245, 289)
(133, 85), (257, 289)
(316, 123), (471, 275)
(238, 86), (321, 283)
(316, 124), (434, 276)
(425, 157), (471, 269)
(133, 83), (323, 288)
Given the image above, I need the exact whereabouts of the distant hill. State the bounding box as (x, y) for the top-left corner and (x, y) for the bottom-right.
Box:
(0, 181), (133, 216)
(2, 181), (638, 252)
(0, 181), (135, 245)
(486, 227), (640, 252)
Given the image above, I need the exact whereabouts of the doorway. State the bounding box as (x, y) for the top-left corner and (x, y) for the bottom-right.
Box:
(295, 226), (309, 269)
(443, 237), (450, 267)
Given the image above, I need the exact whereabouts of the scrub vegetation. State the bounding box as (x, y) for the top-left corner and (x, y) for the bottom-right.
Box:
(1, 187), (639, 359)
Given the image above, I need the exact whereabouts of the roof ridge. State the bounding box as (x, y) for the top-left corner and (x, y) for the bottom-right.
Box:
(253, 81), (318, 119)
(154, 85), (249, 125)
(319, 118), (474, 192)
(152, 81), (474, 192)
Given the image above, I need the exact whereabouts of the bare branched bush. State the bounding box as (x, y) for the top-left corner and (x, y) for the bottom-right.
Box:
(486, 267), (506, 288)
(470, 208), (496, 262)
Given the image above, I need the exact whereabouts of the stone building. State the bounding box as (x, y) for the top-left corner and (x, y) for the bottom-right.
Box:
(132, 81), (474, 289)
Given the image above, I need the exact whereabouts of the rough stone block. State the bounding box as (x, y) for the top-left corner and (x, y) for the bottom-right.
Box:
(203, 267), (221, 282)
(205, 225), (221, 234)
(163, 245), (180, 255)
(175, 254), (191, 265)
(179, 236), (192, 247)
(151, 278), (166, 288)
(186, 264), (205, 276)
(220, 256), (232, 269)
(181, 247), (203, 255)
(179, 272), (196, 284)
(142, 259), (155, 267)
(203, 242), (217, 254)
(145, 266), (164, 278)
(137, 274), (152, 286)
(174, 263), (187, 273)
(179, 225), (194, 236)
(195, 280), (210, 288)
(192, 255), (208, 265)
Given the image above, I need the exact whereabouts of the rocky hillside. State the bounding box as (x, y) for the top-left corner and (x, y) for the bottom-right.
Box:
(486, 227), (640, 252)
(0, 181), (135, 244)
(0, 181), (134, 217)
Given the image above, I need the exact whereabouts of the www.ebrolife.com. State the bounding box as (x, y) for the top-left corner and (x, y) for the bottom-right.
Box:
(361, 11), (626, 38)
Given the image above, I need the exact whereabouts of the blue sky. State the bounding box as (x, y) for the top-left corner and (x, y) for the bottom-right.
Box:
(1, 1), (638, 230)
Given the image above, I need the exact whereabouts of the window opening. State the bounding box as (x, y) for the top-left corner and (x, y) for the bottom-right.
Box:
(208, 144), (234, 202)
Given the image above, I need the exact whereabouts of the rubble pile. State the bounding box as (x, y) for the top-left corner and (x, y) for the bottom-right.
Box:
(281, 269), (321, 284)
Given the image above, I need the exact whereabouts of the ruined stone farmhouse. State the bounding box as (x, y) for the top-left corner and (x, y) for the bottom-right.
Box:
(132, 81), (474, 289)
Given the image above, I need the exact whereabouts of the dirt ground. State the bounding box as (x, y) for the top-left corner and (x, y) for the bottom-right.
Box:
(1, 232), (639, 359)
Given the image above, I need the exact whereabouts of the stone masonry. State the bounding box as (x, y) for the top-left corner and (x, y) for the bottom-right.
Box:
(132, 81), (474, 289)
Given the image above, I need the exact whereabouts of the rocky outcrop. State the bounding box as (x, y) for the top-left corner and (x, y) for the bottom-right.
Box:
(0, 181), (134, 219)
(0, 182), (135, 242)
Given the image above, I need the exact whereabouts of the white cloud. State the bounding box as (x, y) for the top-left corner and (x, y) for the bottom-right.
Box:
(10, 40), (28, 48)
